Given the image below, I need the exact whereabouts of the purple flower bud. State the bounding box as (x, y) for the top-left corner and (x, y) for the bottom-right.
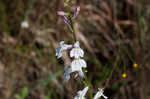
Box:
(61, 15), (71, 26)
(73, 6), (80, 19)
(57, 10), (72, 29)
(63, 3), (68, 7)
(77, 6), (80, 12)
(57, 11), (66, 16)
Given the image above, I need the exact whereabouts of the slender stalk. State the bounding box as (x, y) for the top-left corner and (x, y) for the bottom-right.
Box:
(69, 16), (76, 42)
(69, 15), (92, 99)
(105, 31), (122, 88)
(66, 3), (93, 98)
(104, 61), (118, 88)
(83, 69), (93, 99)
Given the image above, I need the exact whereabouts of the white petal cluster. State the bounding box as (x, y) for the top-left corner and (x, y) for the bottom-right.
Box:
(70, 41), (84, 59)
(56, 41), (72, 58)
(71, 59), (86, 72)
(56, 41), (87, 81)
(70, 41), (86, 78)
(71, 59), (86, 78)
(74, 87), (89, 99)
(56, 3), (109, 99)
(94, 88), (108, 99)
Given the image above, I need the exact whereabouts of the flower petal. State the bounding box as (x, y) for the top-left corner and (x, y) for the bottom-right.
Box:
(64, 66), (72, 73)
(74, 41), (80, 48)
(80, 87), (89, 97)
(62, 44), (72, 50)
(56, 41), (72, 58)
(78, 71), (84, 78)
(63, 66), (72, 82)
(80, 59), (87, 68)
(74, 87), (88, 99)
(71, 59), (87, 72)
(73, 6), (80, 19)
(71, 59), (82, 72)
(70, 48), (84, 58)
(63, 72), (70, 82)
(79, 48), (84, 57)
(94, 88), (108, 99)
(70, 48), (75, 58)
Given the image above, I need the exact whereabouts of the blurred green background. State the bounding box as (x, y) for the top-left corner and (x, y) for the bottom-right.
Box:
(0, 0), (150, 99)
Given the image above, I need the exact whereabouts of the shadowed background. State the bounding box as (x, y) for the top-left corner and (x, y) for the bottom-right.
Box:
(0, 0), (150, 99)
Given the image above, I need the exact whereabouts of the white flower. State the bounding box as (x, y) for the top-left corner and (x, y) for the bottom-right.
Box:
(70, 41), (84, 59)
(74, 86), (89, 99)
(94, 88), (108, 99)
(71, 58), (86, 78)
(21, 20), (29, 28)
(63, 66), (72, 82)
(71, 59), (86, 72)
(56, 41), (72, 58)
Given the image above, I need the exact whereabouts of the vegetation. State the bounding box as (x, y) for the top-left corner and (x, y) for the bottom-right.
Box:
(0, 0), (149, 99)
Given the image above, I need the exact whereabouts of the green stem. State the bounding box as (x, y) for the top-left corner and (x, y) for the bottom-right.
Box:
(66, 5), (92, 98)
(105, 31), (122, 88)
(83, 69), (93, 99)
(69, 17), (92, 98)
(69, 16), (76, 42)
(104, 61), (118, 88)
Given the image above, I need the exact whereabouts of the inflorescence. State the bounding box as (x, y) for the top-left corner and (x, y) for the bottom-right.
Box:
(55, 0), (108, 99)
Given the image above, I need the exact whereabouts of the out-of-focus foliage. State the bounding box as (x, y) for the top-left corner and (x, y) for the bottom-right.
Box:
(0, 0), (150, 99)
(15, 87), (28, 99)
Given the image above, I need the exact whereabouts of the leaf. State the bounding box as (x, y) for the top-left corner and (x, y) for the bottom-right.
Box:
(15, 86), (28, 99)
(21, 86), (28, 98)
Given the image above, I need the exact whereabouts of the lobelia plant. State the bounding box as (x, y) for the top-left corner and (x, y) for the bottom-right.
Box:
(56, 0), (108, 99)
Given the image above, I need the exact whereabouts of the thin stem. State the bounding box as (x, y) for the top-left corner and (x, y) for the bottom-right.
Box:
(105, 30), (122, 88)
(104, 61), (118, 88)
(69, 16), (76, 42)
(69, 18), (93, 98)
(66, 3), (92, 98)
(83, 69), (93, 99)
